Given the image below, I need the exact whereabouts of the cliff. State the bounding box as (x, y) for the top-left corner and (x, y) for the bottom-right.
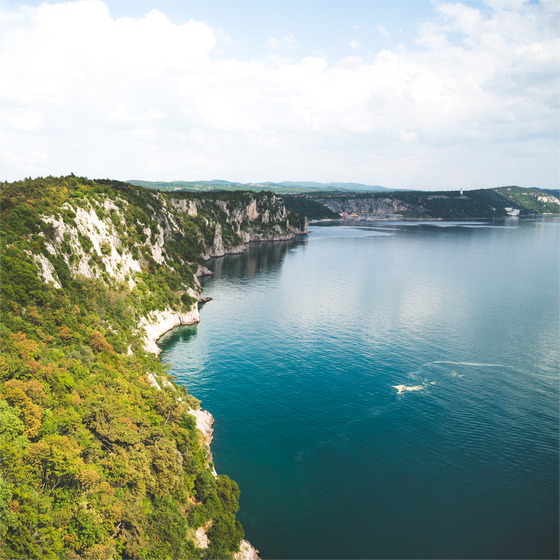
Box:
(309, 186), (560, 220)
(319, 195), (424, 218)
(0, 176), (289, 559)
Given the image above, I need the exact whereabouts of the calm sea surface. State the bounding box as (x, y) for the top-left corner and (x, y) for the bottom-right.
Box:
(158, 217), (560, 559)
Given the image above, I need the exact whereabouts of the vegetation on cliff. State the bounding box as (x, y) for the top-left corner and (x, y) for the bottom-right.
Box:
(0, 176), (304, 559)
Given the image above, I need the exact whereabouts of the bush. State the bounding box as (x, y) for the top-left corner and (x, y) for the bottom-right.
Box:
(194, 470), (217, 502)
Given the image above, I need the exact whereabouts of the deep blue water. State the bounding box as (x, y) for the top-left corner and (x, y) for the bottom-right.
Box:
(158, 218), (560, 559)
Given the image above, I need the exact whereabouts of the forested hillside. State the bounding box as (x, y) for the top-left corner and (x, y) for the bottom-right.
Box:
(0, 176), (306, 559)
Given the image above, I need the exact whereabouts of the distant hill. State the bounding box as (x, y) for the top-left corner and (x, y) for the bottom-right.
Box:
(273, 181), (392, 192)
(127, 179), (392, 194)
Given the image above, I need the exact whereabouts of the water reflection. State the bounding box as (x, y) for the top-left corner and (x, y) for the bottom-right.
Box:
(157, 322), (198, 347)
(207, 237), (305, 281)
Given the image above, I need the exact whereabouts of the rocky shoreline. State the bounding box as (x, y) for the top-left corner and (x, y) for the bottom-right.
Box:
(143, 313), (261, 559)
(142, 250), (272, 559)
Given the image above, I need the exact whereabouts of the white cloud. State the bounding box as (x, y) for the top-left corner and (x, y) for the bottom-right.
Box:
(266, 32), (298, 50)
(284, 32), (298, 50)
(5, 110), (42, 132)
(377, 24), (389, 36)
(266, 37), (281, 49)
(348, 39), (361, 50)
(0, 0), (557, 189)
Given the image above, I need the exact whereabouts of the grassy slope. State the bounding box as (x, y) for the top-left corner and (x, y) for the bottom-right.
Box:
(0, 176), (301, 559)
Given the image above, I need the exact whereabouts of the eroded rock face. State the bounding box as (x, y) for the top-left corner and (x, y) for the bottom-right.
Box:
(194, 526), (210, 549)
(27, 252), (62, 289)
(34, 189), (306, 362)
(195, 265), (214, 278)
(204, 194), (307, 257)
(321, 197), (424, 217)
(212, 223), (225, 257)
(171, 198), (198, 216)
(41, 202), (143, 288)
(246, 200), (258, 221)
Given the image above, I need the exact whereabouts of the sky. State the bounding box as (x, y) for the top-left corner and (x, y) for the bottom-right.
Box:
(0, 0), (558, 190)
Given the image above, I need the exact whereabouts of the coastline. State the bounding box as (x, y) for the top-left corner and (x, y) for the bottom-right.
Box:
(142, 231), (308, 354)
(311, 217), (497, 224)
(144, 309), (262, 559)
(310, 213), (559, 224)
(141, 237), (313, 560)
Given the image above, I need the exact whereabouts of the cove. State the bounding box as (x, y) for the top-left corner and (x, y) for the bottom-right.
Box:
(158, 218), (560, 559)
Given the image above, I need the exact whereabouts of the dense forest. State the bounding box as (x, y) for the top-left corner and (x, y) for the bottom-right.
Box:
(0, 176), (306, 559)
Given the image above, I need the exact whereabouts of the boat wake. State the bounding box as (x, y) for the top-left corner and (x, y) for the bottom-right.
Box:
(434, 361), (507, 367)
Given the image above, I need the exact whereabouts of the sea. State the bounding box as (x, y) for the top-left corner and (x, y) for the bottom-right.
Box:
(158, 217), (560, 559)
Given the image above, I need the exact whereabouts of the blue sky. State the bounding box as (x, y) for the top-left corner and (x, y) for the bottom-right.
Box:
(103, 1), (440, 61)
(0, 0), (558, 190)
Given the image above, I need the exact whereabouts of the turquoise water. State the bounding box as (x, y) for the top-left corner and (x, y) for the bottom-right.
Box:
(159, 218), (560, 559)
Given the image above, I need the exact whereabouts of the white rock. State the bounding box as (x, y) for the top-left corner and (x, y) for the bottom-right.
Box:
(28, 252), (62, 289)
(194, 526), (209, 549)
(187, 409), (214, 442)
(140, 306), (200, 356)
(146, 373), (161, 391)
(234, 540), (261, 560)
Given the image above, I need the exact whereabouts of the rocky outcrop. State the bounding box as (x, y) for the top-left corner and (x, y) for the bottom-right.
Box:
(195, 265), (214, 278)
(35, 189), (308, 358)
(234, 540), (261, 560)
(187, 408), (215, 444)
(28, 251), (62, 289)
(140, 307), (200, 355)
(194, 525), (210, 549)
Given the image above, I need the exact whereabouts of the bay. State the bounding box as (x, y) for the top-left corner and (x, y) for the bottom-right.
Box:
(158, 217), (560, 559)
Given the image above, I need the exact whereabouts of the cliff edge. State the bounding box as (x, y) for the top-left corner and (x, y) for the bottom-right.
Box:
(0, 176), (288, 559)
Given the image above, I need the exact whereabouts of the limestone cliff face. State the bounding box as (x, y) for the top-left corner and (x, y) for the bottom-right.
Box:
(33, 187), (306, 356)
(319, 196), (425, 218)
(199, 193), (308, 258)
